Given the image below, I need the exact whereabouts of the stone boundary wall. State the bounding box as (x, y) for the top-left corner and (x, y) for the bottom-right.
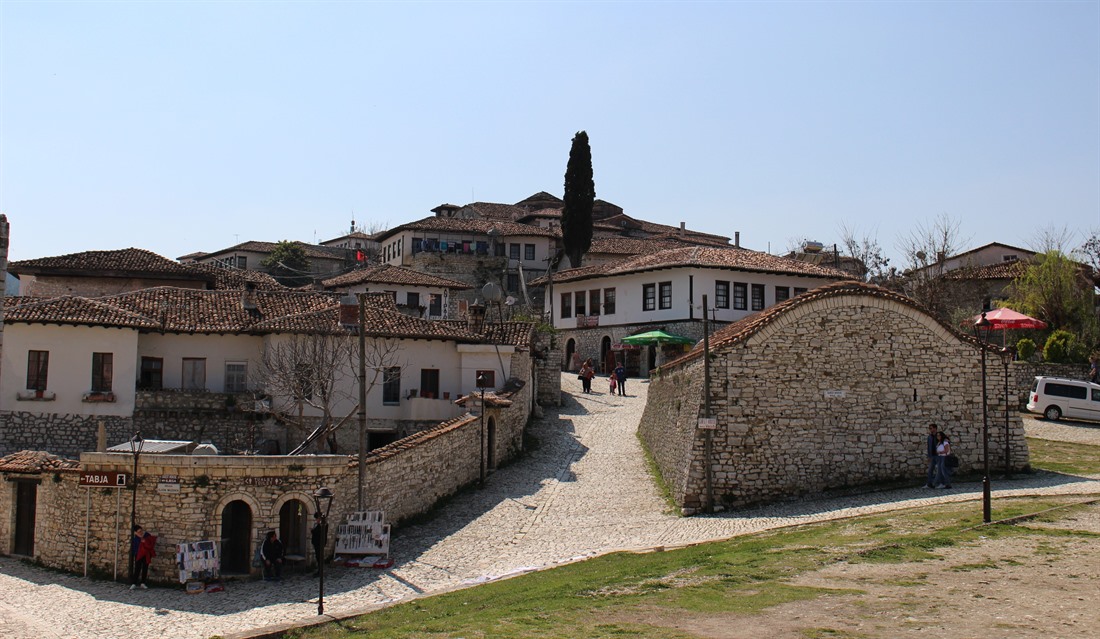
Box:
(637, 365), (707, 505)
(0, 412), (133, 458)
(2, 396), (533, 583)
(639, 293), (1030, 513)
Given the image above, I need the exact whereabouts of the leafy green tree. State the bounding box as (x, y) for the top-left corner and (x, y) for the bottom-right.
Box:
(561, 130), (595, 269)
(1042, 330), (1077, 363)
(1009, 251), (1097, 343)
(261, 240), (312, 287)
(1016, 338), (1036, 361)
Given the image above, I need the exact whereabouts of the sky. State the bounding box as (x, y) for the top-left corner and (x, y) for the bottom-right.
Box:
(1, 1), (1097, 268)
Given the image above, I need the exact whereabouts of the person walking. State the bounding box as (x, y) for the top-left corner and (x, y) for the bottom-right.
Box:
(924, 423), (939, 488)
(933, 431), (953, 489)
(260, 530), (285, 581)
(579, 359), (595, 394)
(130, 525), (155, 590)
(614, 363), (627, 396)
(311, 513), (327, 576)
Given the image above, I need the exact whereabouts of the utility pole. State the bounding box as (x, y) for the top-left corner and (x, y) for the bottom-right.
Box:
(702, 295), (713, 513)
(357, 292), (368, 510)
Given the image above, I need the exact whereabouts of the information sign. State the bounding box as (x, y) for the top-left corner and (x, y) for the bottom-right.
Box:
(79, 471), (128, 487)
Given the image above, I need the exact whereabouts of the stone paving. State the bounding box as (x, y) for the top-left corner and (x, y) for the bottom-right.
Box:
(1, 375), (1098, 639)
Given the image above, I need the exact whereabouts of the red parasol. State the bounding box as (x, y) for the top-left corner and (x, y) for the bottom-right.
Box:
(973, 308), (1048, 330)
(970, 308), (1048, 347)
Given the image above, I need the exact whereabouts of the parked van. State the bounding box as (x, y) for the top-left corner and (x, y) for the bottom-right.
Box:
(1026, 376), (1100, 422)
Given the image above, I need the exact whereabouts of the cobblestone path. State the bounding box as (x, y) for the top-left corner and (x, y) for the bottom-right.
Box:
(1, 375), (1097, 639)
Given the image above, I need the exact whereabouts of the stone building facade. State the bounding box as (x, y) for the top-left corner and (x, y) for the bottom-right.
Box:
(638, 281), (1030, 514)
(0, 392), (527, 584)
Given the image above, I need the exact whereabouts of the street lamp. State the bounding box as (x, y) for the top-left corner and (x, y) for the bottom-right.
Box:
(127, 432), (144, 582)
(476, 373), (489, 486)
(973, 313), (993, 523)
(312, 486), (335, 616)
(1000, 347), (1014, 479)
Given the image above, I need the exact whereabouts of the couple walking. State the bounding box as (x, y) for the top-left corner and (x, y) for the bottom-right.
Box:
(578, 359), (627, 397)
(925, 423), (955, 489)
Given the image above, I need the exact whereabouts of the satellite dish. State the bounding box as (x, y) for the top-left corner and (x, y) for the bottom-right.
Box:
(482, 282), (503, 302)
(505, 296), (516, 306)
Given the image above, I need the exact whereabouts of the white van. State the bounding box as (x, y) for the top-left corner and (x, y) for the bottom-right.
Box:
(1026, 376), (1100, 422)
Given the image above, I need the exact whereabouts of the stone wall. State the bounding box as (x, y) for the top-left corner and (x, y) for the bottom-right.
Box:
(1, 396), (533, 583)
(639, 290), (1030, 513)
(0, 412), (133, 457)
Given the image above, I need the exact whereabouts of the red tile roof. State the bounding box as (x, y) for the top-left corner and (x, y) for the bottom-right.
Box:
(941, 260), (1029, 281)
(10, 248), (207, 280)
(0, 450), (81, 473)
(532, 246), (853, 286)
(321, 264), (473, 290)
(195, 241), (348, 262)
(6, 296), (162, 329)
(184, 263), (288, 291)
(464, 202), (529, 221)
(588, 235), (730, 256)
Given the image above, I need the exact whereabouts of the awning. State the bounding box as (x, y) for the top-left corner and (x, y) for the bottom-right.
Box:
(620, 330), (695, 346)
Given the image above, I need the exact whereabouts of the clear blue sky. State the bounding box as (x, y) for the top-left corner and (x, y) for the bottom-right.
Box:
(2, 1), (1097, 266)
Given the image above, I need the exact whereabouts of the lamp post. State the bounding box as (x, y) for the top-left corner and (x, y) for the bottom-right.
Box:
(476, 373), (488, 486)
(127, 432), (144, 582)
(973, 313), (992, 523)
(312, 486), (335, 616)
(1000, 347), (1014, 479)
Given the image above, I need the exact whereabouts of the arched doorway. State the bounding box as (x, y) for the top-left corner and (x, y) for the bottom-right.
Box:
(279, 500), (309, 560)
(600, 336), (612, 374)
(220, 500), (253, 574)
(13, 480), (37, 556)
(487, 416), (497, 471)
(564, 339), (576, 371)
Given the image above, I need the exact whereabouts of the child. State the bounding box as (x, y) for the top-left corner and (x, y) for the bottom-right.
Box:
(609, 375), (617, 394)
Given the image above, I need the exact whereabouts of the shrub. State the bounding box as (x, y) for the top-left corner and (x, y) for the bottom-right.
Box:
(1016, 338), (1036, 361)
(1043, 330), (1076, 363)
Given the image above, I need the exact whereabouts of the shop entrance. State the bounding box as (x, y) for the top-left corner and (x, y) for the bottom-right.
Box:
(279, 500), (309, 559)
(220, 500), (253, 574)
(13, 480), (37, 556)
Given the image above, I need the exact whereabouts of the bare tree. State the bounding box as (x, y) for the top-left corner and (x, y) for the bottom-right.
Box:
(896, 213), (968, 317)
(838, 223), (892, 284)
(255, 331), (404, 453)
(1030, 224), (1077, 254)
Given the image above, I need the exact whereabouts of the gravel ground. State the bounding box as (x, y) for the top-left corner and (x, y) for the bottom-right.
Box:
(1, 374), (1098, 639)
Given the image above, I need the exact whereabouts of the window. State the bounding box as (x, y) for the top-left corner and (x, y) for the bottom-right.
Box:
(509, 244), (520, 260)
(475, 370), (495, 389)
(420, 369), (440, 398)
(1044, 382), (1087, 400)
(561, 292), (572, 318)
(1003, 255), (1018, 262)
(382, 366), (401, 405)
(794, 287), (808, 296)
(733, 283), (747, 310)
(182, 358), (207, 391)
(27, 351), (49, 391)
(659, 282), (672, 310)
(524, 244), (535, 261)
(575, 291), (586, 316)
(715, 281), (730, 309)
(775, 286), (790, 303)
(140, 357), (163, 390)
(429, 294), (442, 317)
(507, 272), (520, 292)
(494, 242), (506, 257)
(751, 284), (765, 311)
(603, 288), (616, 315)
(589, 290), (601, 316)
(90, 353), (113, 392)
(407, 292), (420, 308)
(225, 362), (247, 393)
(643, 284), (656, 311)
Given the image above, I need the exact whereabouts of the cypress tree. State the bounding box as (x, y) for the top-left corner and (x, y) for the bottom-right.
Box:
(562, 130), (595, 268)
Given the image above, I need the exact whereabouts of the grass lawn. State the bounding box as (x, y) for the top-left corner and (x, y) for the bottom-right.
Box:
(281, 497), (1097, 639)
(1026, 437), (1100, 475)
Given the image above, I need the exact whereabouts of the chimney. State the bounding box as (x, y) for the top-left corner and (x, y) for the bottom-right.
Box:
(467, 302), (487, 334)
(734, 231), (740, 248)
(679, 221), (686, 236)
(339, 294), (359, 327)
(241, 282), (258, 311)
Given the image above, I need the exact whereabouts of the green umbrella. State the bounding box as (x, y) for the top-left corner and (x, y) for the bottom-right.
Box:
(620, 330), (695, 345)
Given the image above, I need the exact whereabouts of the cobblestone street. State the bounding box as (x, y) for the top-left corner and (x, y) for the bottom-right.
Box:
(1, 375), (1098, 639)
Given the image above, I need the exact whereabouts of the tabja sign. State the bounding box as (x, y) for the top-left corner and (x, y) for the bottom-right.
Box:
(79, 471), (128, 487)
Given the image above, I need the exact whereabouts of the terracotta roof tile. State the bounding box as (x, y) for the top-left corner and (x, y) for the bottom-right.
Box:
(533, 246), (853, 286)
(10, 248), (203, 279)
(464, 202), (529, 221)
(184, 263), (288, 290)
(0, 450), (80, 473)
(198, 241), (348, 261)
(321, 264), (473, 290)
(5, 296), (162, 329)
(942, 260), (1029, 281)
(437, 320), (536, 348)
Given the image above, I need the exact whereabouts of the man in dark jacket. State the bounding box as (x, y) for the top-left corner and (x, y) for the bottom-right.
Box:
(924, 423), (939, 488)
(260, 530), (284, 581)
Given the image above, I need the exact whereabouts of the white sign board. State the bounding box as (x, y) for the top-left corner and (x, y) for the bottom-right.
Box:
(697, 417), (718, 430)
(824, 390), (847, 399)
